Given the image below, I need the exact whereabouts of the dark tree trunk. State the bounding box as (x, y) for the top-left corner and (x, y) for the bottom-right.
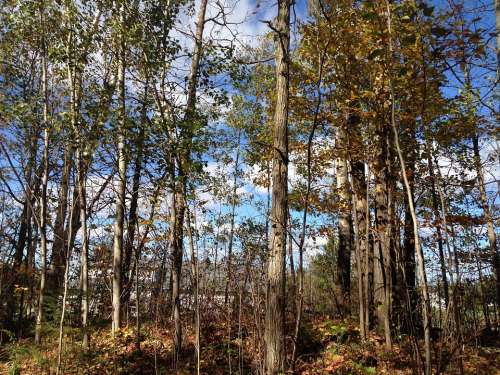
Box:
(335, 126), (352, 317)
(372, 122), (392, 349)
(48, 144), (73, 291)
(351, 160), (370, 337)
(122, 126), (145, 309)
(425, 138), (449, 310)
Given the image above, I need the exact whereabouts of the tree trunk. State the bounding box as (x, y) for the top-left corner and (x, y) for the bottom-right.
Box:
(56, 196), (77, 375)
(170, 0), (208, 357)
(474, 243), (491, 329)
(224, 130), (241, 306)
(65, 20), (90, 346)
(48, 144), (73, 291)
(122, 110), (145, 310)
(122, 71), (148, 309)
(391, 108), (432, 375)
(14, 144), (39, 329)
(351, 160), (369, 338)
(335, 127), (352, 317)
(385, 4), (431, 372)
(265, 0), (290, 372)
(112, 2), (127, 335)
(170, 189), (185, 359)
(425, 138), (449, 308)
(398, 119), (424, 333)
(472, 133), (500, 309)
(372, 121), (392, 349)
(78, 150), (89, 348)
(186, 202), (200, 375)
(5, 201), (29, 329)
(35, 3), (50, 344)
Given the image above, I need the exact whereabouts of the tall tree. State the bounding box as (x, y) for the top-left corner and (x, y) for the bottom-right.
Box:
(385, 2), (431, 372)
(170, 0), (208, 356)
(265, 0), (290, 372)
(34, 0), (50, 345)
(112, 0), (127, 335)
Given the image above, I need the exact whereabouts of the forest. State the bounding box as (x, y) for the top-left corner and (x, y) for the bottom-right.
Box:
(0, 0), (498, 374)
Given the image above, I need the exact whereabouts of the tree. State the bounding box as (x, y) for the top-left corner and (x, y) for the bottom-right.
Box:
(34, 0), (50, 345)
(0, 0), (499, 374)
(169, 0), (208, 356)
(265, 0), (290, 372)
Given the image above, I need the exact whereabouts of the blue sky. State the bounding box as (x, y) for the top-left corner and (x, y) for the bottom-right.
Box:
(0, 0), (497, 283)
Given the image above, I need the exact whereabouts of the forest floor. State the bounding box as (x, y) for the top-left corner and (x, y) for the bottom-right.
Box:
(1, 315), (499, 374)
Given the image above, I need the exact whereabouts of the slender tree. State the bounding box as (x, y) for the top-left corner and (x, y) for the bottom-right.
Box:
(112, 0), (127, 335)
(265, 0), (290, 372)
(34, 0), (50, 345)
(170, 0), (208, 356)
